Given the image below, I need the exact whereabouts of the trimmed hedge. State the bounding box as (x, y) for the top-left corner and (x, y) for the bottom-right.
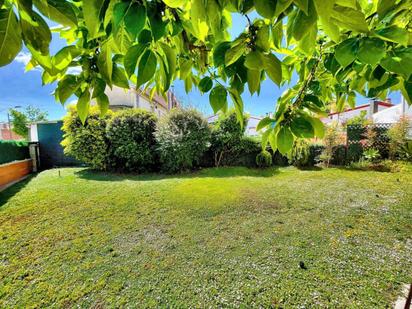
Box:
(106, 109), (157, 172)
(0, 140), (30, 165)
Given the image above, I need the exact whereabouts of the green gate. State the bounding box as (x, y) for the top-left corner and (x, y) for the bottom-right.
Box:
(37, 121), (78, 169)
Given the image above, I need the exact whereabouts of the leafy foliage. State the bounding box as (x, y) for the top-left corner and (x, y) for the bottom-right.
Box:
(61, 105), (113, 170)
(288, 139), (310, 167)
(106, 109), (157, 172)
(1, 0), (411, 154)
(362, 148), (380, 163)
(256, 150), (272, 168)
(9, 106), (48, 138)
(210, 111), (247, 167)
(387, 116), (411, 160)
(155, 108), (211, 173)
(319, 123), (345, 167)
(0, 140), (29, 164)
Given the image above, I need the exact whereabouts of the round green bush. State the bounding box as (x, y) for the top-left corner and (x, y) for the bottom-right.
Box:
(256, 150), (272, 168)
(106, 109), (157, 172)
(62, 105), (112, 170)
(155, 108), (211, 173)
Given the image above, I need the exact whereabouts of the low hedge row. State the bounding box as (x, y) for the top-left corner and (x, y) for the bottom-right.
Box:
(0, 140), (30, 165)
(62, 106), (353, 172)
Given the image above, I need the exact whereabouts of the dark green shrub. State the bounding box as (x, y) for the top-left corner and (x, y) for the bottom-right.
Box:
(331, 144), (347, 165)
(210, 111), (248, 167)
(106, 109), (157, 172)
(256, 150), (272, 168)
(0, 140), (30, 165)
(62, 105), (113, 170)
(272, 150), (289, 166)
(156, 109), (211, 173)
(347, 143), (363, 163)
(308, 144), (324, 166)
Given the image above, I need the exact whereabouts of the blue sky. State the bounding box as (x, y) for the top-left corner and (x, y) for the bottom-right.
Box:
(0, 14), (402, 122)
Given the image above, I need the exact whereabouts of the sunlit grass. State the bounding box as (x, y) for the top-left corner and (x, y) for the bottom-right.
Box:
(0, 166), (411, 307)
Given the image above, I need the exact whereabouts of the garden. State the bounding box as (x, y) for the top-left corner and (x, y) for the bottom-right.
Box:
(1, 0), (412, 307)
(1, 106), (412, 307)
(1, 165), (412, 307)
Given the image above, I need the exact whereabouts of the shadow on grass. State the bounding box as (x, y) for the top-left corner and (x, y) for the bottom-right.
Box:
(75, 166), (281, 182)
(0, 176), (34, 208)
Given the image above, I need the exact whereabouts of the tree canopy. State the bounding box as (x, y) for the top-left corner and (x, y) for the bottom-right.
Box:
(9, 105), (48, 138)
(0, 0), (411, 154)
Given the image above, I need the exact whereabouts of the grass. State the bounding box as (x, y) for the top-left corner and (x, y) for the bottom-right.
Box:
(0, 166), (411, 307)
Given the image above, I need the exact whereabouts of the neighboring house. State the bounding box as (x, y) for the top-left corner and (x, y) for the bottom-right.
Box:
(207, 114), (263, 136)
(321, 99), (393, 125)
(103, 86), (180, 118)
(373, 97), (412, 124)
(0, 123), (23, 140)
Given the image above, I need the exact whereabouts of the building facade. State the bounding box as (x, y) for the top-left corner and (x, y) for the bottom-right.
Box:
(0, 123), (23, 140)
(104, 86), (180, 117)
(321, 100), (394, 125)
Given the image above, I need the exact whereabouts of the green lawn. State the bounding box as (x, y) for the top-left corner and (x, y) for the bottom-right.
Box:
(1, 166), (411, 307)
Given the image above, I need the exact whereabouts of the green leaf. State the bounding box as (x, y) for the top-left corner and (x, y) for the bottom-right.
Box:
(380, 48), (412, 79)
(83, 0), (106, 40)
(272, 21), (283, 49)
(276, 126), (294, 155)
(77, 89), (91, 125)
(290, 116), (314, 138)
(0, 9), (22, 67)
(92, 78), (106, 99)
(97, 40), (113, 86)
(313, 0), (334, 21)
(257, 116), (275, 131)
(124, 3), (146, 41)
(138, 29), (152, 44)
(291, 1), (317, 41)
(247, 69), (261, 95)
(56, 75), (80, 104)
(335, 38), (358, 68)
(148, 10), (167, 41)
(34, 0), (77, 27)
(402, 79), (412, 105)
(124, 43), (147, 77)
(228, 88), (244, 124)
(263, 53), (282, 86)
(225, 42), (246, 66)
(52, 46), (80, 71)
(254, 0), (276, 19)
(191, 0), (209, 41)
(374, 26), (409, 46)
(331, 5), (369, 33)
(96, 93), (109, 116)
(377, 0), (395, 16)
(357, 38), (385, 66)
(209, 85), (227, 113)
(308, 117), (325, 138)
(112, 64), (129, 89)
(244, 51), (264, 70)
(268, 130), (277, 151)
(275, 0), (293, 16)
(256, 24), (271, 51)
(213, 41), (231, 67)
(294, 0), (308, 14)
(136, 50), (157, 88)
(199, 76), (213, 93)
(19, 10), (51, 55)
(207, 0), (222, 39)
(261, 129), (271, 149)
(159, 42), (176, 90)
(163, 0), (186, 8)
